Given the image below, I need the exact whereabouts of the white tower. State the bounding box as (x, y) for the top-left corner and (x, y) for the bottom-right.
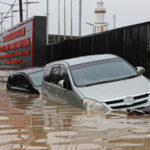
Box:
(94, 0), (106, 32)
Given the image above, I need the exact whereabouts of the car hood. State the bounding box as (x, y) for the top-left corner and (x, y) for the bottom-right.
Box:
(77, 75), (150, 103)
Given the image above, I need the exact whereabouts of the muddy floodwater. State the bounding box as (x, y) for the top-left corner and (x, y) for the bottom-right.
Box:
(1, 83), (150, 150)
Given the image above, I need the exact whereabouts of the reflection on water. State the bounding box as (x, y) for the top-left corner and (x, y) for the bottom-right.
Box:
(1, 83), (150, 149)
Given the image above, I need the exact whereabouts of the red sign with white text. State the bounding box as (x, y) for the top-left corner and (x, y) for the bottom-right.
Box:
(2, 27), (25, 43)
(4, 59), (22, 65)
(0, 18), (33, 69)
(0, 38), (30, 52)
(0, 50), (30, 59)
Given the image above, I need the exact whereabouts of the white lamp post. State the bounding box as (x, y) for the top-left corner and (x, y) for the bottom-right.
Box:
(79, 0), (82, 36)
(71, 0), (73, 39)
(46, 0), (49, 44)
(26, 0), (28, 19)
(11, 4), (14, 27)
(0, 13), (3, 34)
(113, 14), (117, 29)
(64, 0), (66, 40)
(58, 0), (60, 42)
(24, 1), (39, 20)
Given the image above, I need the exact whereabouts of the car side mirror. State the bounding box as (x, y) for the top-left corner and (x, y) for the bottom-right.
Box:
(24, 84), (30, 90)
(25, 84), (29, 88)
(136, 66), (145, 74)
(58, 80), (65, 88)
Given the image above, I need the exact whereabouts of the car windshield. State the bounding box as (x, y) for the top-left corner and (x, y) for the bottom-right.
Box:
(70, 58), (138, 87)
(30, 71), (44, 86)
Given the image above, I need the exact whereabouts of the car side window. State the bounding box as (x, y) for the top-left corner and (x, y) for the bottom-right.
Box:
(59, 68), (67, 80)
(49, 67), (60, 84)
(59, 66), (72, 91)
(44, 67), (52, 82)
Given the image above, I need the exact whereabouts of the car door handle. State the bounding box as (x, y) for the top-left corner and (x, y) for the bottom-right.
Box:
(56, 90), (60, 96)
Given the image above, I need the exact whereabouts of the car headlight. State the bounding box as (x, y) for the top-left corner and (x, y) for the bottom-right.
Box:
(82, 99), (108, 111)
(147, 91), (150, 100)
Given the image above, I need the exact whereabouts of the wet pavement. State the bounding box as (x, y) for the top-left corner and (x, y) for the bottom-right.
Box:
(1, 83), (150, 150)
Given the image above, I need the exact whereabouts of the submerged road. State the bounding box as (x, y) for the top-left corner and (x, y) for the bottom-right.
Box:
(0, 82), (150, 150)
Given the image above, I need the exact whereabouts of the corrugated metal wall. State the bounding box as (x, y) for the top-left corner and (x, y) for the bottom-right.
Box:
(47, 21), (150, 77)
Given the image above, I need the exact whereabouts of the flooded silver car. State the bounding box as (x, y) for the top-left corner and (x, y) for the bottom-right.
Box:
(42, 54), (150, 110)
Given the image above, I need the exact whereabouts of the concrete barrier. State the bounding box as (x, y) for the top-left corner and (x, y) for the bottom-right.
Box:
(0, 71), (14, 82)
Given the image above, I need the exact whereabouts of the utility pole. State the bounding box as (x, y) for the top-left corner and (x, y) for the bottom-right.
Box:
(11, 4), (14, 27)
(0, 13), (3, 34)
(58, 0), (60, 42)
(46, 0), (49, 44)
(64, 0), (66, 40)
(79, 0), (82, 36)
(19, 0), (23, 22)
(71, 0), (73, 39)
(26, 0), (28, 19)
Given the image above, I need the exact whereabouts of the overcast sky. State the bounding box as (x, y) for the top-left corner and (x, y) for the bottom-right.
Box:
(0, 0), (150, 36)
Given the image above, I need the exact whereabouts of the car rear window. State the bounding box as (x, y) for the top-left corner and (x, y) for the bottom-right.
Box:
(30, 71), (44, 86)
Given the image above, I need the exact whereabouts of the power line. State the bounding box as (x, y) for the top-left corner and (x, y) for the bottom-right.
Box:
(0, 0), (17, 26)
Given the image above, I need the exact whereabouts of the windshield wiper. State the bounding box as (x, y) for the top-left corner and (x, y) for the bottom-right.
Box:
(123, 74), (139, 80)
(84, 82), (103, 87)
(84, 79), (118, 87)
(83, 75), (139, 87)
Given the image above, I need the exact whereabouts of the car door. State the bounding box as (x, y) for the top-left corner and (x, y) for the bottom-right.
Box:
(52, 65), (71, 105)
(43, 64), (83, 107)
(43, 65), (65, 104)
(47, 66), (62, 103)
(56, 65), (83, 108)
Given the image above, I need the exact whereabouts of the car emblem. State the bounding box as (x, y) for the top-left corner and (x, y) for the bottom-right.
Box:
(124, 97), (134, 106)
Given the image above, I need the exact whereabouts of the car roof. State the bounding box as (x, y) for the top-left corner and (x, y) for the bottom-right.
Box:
(47, 54), (118, 66)
(11, 67), (44, 76)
